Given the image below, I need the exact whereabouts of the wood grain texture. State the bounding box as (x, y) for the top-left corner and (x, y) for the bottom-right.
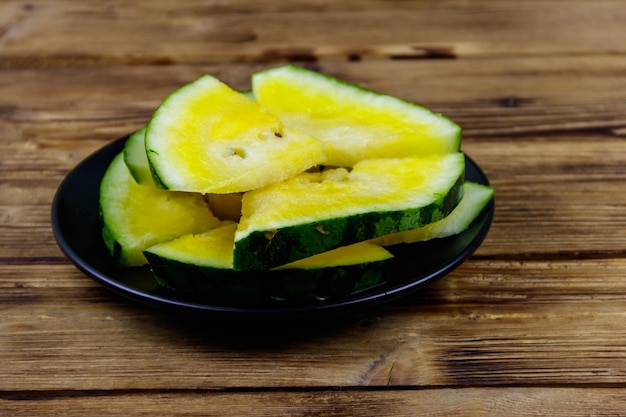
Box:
(1, 0), (625, 66)
(3, 260), (626, 391)
(2, 0), (626, 415)
(4, 388), (626, 417)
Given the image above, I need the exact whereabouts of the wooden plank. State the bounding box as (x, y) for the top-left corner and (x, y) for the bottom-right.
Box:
(3, 260), (626, 390)
(1, 1), (626, 66)
(464, 137), (626, 258)
(3, 387), (626, 417)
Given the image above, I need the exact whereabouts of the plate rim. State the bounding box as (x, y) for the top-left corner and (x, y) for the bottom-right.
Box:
(51, 136), (494, 320)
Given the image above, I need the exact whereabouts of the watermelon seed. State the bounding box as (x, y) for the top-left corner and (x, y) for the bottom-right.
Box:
(316, 223), (331, 235)
(232, 147), (247, 158)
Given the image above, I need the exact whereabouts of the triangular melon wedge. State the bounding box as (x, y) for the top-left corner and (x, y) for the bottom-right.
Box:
(234, 153), (465, 270)
(252, 65), (461, 167)
(99, 152), (222, 267)
(145, 74), (327, 194)
(143, 222), (393, 302)
(370, 181), (495, 246)
(123, 128), (244, 221)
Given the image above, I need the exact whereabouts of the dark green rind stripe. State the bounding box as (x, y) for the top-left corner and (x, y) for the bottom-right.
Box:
(123, 127), (149, 185)
(144, 252), (261, 302)
(99, 190), (123, 264)
(270, 261), (390, 303)
(101, 219), (122, 264)
(146, 148), (169, 189)
(233, 173), (464, 270)
(144, 252), (391, 305)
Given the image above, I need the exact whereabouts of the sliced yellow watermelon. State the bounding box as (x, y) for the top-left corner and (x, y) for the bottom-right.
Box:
(252, 65), (461, 167)
(145, 74), (327, 194)
(234, 153), (465, 270)
(143, 222), (393, 302)
(99, 152), (222, 267)
(370, 181), (495, 246)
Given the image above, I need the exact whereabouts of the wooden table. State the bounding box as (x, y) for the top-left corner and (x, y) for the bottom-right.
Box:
(2, 1), (626, 415)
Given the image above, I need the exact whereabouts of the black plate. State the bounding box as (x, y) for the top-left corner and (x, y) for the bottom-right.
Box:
(51, 136), (494, 320)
